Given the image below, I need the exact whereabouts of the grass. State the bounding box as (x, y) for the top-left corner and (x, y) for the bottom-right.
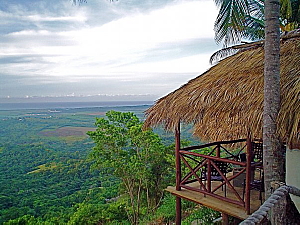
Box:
(27, 162), (58, 174)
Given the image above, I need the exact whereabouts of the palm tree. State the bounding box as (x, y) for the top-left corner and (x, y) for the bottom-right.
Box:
(214, 0), (300, 46)
(214, 0), (300, 223)
(263, 0), (285, 223)
(214, 0), (298, 223)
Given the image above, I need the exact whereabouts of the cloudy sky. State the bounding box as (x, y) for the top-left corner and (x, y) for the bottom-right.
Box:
(0, 0), (220, 102)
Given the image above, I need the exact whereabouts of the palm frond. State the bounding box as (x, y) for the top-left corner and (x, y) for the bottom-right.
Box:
(281, 0), (293, 19)
(72, 0), (87, 5)
(209, 39), (264, 64)
(209, 47), (239, 64)
(214, 0), (253, 46)
(243, 15), (265, 40)
(214, 0), (300, 45)
(290, 0), (300, 24)
(248, 0), (264, 18)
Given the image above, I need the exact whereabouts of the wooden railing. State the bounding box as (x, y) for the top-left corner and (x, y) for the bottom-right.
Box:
(176, 139), (261, 214)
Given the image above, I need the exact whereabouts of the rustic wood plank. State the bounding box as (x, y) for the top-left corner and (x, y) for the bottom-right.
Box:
(166, 183), (262, 220)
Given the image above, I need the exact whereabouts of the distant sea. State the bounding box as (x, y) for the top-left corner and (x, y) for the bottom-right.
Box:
(0, 101), (154, 110)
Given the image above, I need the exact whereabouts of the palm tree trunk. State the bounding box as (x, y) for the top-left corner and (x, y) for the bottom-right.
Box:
(263, 0), (286, 223)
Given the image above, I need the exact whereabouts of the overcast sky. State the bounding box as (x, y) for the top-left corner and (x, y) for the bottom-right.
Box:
(0, 0), (220, 101)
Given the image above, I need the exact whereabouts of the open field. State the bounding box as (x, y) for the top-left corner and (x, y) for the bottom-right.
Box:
(40, 126), (96, 137)
(27, 163), (58, 174)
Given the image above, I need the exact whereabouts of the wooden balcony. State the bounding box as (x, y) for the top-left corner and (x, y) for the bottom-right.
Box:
(171, 138), (264, 220)
(167, 178), (262, 220)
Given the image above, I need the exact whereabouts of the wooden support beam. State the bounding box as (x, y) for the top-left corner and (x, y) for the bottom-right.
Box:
(207, 159), (212, 192)
(175, 122), (181, 191)
(176, 197), (181, 225)
(222, 213), (229, 225)
(175, 122), (182, 225)
(246, 137), (252, 214)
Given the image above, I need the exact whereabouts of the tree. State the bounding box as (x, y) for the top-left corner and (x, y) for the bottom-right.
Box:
(263, 0), (286, 223)
(214, 0), (300, 223)
(87, 111), (173, 224)
(214, 0), (300, 46)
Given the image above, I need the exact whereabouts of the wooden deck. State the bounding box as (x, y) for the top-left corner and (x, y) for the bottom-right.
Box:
(166, 181), (263, 220)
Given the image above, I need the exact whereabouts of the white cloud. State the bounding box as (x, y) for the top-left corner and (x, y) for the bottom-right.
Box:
(118, 53), (213, 74)
(52, 1), (217, 76)
(26, 14), (87, 22)
(0, 0), (219, 98)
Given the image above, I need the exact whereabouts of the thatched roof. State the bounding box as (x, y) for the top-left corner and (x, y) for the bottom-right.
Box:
(144, 29), (300, 145)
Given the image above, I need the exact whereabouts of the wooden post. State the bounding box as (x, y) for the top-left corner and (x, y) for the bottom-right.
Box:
(207, 159), (212, 192)
(176, 197), (181, 225)
(245, 137), (252, 214)
(175, 122), (181, 191)
(175, 122), (182, 225)
(222, 213), (229, 225)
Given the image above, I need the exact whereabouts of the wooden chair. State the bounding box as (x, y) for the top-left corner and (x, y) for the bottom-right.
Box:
(252, 142), (263, 163)
(243, 142), (264, 203)
(243, 172), (264, 204)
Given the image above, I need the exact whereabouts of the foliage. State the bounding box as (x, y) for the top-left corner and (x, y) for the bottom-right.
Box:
(88, 110), (173, 224)
(182, 206), (221, 225)
(149, 193), (220, 225)
(0, 106), (149, 224)
(150, 193), (176, 223)
(214, 0), (300, 46)
(280, 0), (300, 31)
(0, 105), (212, 224)
(214, 0), (265, 46)
(4, 215), (38, 225)
(67, 202), (123, 225)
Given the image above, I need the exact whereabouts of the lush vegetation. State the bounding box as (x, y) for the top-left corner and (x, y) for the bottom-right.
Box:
(87, 111), (175, 224)
(0, 105), (218, 224)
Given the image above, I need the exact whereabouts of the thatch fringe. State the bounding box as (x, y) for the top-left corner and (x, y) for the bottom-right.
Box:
(209, 40), (264, 64)
(144, 29), (300, 145)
